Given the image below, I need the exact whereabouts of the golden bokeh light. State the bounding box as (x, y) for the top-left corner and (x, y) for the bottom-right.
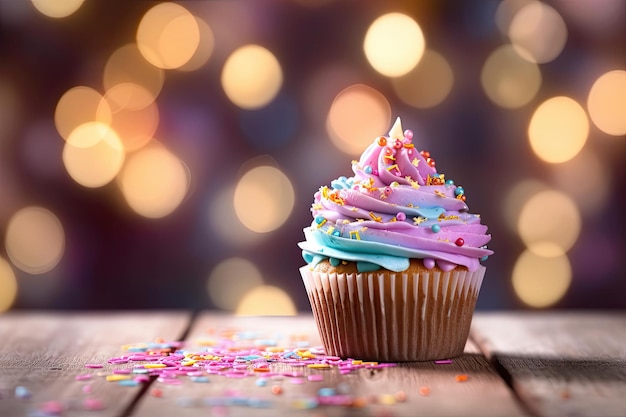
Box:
(118, 143), (190, 218)
(363, 13), (425, 77)
(177, 17), (215, 72)
(551, 150), (609, 215)
(327, 84), (391, 155)
(587, 70), (626, 136)
(98, 95), (159, 152)
(221, 45), (283, 109)
(495, 0), (535, 36)
(235, 285), (297, 316)
(391, 49), (454, 108)
(103, 43), (165, 102)
(5, 207), (65, 275)
(502, 179), (549, 232)
(137, 2), (200, 70)
(209, 186), (264, 247)
(0, 257), (18, 312)
(31, 0), (84, 18)
(528, 96), (589, 163)
(233, 165), (295, 233)
(207, 257), (264, 311)
(101, 82), (156, 113)
(512, 249), (572, 308)
(508, 1), (568, 63)
(517, 189), (581, 257)
(481, 44), (541, 108)
(55, 86), (112, 141)
(63, 122), (125, 188)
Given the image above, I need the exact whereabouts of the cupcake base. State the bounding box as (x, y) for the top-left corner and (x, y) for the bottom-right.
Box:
(300, 265), (485, 362)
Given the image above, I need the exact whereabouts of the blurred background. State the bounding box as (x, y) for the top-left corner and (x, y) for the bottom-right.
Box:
(0, 0), (624, 314)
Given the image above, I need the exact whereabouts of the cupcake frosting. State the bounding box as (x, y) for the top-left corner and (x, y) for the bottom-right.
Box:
(299, 117), (493, 273)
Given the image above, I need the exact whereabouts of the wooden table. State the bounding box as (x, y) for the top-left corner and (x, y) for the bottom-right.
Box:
(0, 311), (624, 417)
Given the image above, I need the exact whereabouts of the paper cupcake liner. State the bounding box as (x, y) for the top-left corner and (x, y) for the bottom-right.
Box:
(300, 265), (485, 362)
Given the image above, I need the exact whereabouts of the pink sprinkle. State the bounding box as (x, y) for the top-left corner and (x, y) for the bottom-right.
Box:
(134, 375), (150, 383)
(307, 374), (324, 382)
(113, 369), (131, 374)
(82, 398), (105, 411)
(75, 374), (92, 381)
(290, 378), (305, 385)
(435, 359), (453, 364)
(39, 401), (64, 415)
(85, 364), (103, 369)
(82, 385), (92, 394)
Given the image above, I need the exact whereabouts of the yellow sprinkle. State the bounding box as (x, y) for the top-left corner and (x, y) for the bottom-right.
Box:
(386, 164), (399, 172)
(434, 190), (446, 197)
(106, 375), (131, 382)
(362, 361), (378, 366)
(379, 394), (396, 405)
(316, 218), (327, 228)
(351, 360), (362, 365)
(413, 217), (426, 225)
(181, 361), (196, 366)
(307, 364), (330, 369)
(412, 157), (419, 167)
(144, 364), (167, 369)
(266, 347), (286, 353)
(369, 212), (382, 222)
(349, 230), (361, 240)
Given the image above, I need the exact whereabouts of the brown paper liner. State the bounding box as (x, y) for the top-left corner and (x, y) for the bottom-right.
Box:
(300, 265), (485, 362)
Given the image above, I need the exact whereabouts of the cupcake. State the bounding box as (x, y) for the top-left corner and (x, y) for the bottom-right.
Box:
(299, 117), (493, 361)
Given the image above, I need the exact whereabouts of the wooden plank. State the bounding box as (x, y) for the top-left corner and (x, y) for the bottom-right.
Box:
(132, 313), (528, 417)
(0, 311), (191, 417)
(471, 311), (626, 417)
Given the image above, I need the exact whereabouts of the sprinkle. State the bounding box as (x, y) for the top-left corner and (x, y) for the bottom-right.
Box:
(318, 387), (336, 397)
(455, 374), (469, 382)
(369, 212), (383, 222)
(82, 385), (93, 394)
(377, 136), (387, 146)
(419, 386), (431, 396)
(290, 378), (305, 385)
(396, 212), (406, 221)
(364, 165), (373, 174)
(118, 379), (140, 387)
(349, 230), (361, 240)
(411, 158), (420, 167)
(454, 186), (465, 196)
(144, 363), (167, 368)
(455, 238), (465, 246)
(435, 359), (453, 364)
(291, 397), (319, 409)
(75, 374), (92, 381)
(39, 401), (64, 415)
(394, 391), (408, 402)
(434, 190), (446, 198)
(307, 363), (330, 369)
(431, 224), (441, 233)
(85, 363), (103, 369)
(15, 386), (31, 399)
(378, 394), (396, 405)
(307, 374), (324, 382)
(151, 388), (163, 398)
(190, 376), (210, 383)
(82, 398), (106, 411)
(256, 378), (268, 387)
(271, 385), (283, 395)
(106, 374), (131, 382)
(413, 216), (426, 225)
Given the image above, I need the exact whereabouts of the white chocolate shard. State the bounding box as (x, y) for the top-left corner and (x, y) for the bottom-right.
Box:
(388, 117), (404, 141)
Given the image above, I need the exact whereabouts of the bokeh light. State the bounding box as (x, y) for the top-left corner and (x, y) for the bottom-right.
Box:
(31, 0), (84, 18)
(326, 84), (391, 155)
(233, 164), (295, 233)
(99, 94), (159, 152)
(101, 82), (157, 113)
(221, 45), (283, 110)
(136, 2), (200, 70)
(103, 43), (165, 103)
(363, 13), (425, 77)
(63, 122), (125, 188)
(207, 257), (264, 311)
(512, 249), (572, 308)
(528, 96), (589, 163)
(495, 0), (535, 36)
(5, 206), (65, 275)
(551, 150), (610, 215)
(481, 44), (541, 108)
(118, 143), (190, 218)
(508, 2), (568, 63)
(209, 186), (265, 247)
(0, 257), (18, 312)
(177, 17), (215, 72)
(502, 179), (549, 232)
(391, 49), (454, 108)
(236, 285), (297, 316)
(55, 86), (111, 141)
(587, 70), (626, 136)
(517, 189), (581, 257)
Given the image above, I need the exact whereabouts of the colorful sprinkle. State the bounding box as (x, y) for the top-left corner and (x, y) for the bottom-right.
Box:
(431, 224), (441, 233)
(455, 238), (465, 246)
(455, 374), (469, 382)
(419, 386), (431, 396)
(15, 386), (31, 399)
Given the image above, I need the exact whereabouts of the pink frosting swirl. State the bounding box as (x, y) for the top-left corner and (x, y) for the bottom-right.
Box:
(301, 118), (493, 272)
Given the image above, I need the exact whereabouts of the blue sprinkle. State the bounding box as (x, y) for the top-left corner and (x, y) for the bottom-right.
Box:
(364, 165), (372, 174)
(480, 255), (489, 262)
(255, 378), (268, 387)
(454, 187), (464, 196)
(329, 257), (340, 266)
(15, 386), (31, 399)
(118, 380), (140, 387)
(445, 179), (454, 185)
(248, 398), (273, 408)
(190, 376), (210, 383)
(318, 387), (336, 397)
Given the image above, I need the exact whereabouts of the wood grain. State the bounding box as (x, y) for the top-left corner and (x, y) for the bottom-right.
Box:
(0, 311), (191, 417)
(131, 313), (528, 417)
(471, 311), (626, 417)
